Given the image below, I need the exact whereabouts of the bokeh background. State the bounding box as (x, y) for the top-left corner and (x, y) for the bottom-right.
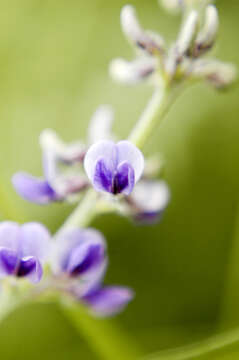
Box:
(0, 0), (238, 359)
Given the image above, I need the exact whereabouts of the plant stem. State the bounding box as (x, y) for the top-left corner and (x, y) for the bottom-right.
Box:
(55, 189), (99, 237)
(128, 84), (173, 149)
(144, 326), (239, 360)
(62, 300), (142, 360)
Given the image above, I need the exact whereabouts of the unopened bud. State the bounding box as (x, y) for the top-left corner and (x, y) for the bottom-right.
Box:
(40, 129), (84, 163)
(120, 5), (164, 54)
(159, 0), (183, 13)
(194, 5), (218, 56)
(190, 59), (237, 89)
(121, 5), (143, 44)
(109, 57), (156, 84)
(177, 10), (198, 55)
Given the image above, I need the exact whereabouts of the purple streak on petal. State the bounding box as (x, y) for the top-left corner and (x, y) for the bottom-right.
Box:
(116, 141), (144, 183)
(12, 172), (58, 204)
(19, 223), (50, 261)
(17, 256), (43, 283)
(113, 161), (135, 195)
(0, 248), (18, 276)
(0, 222), (20, 253)
(70, 244), (104, 276)
(93, 158), (113, 193)
(82, 286), (134, 317)
(84, 140), (117, 183)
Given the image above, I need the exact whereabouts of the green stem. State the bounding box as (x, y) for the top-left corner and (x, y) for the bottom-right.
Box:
(62, 300), (141, 360)
(128, 85), (174, 149)
(144, 326), (239, 360)
(55, 189), (99, 237)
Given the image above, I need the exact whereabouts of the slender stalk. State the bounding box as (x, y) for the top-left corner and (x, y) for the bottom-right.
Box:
(144, 325), (239, 360)
(55, 189), (99, 237)
(128, 84), (174, 149)
(62, 301), (141, 360)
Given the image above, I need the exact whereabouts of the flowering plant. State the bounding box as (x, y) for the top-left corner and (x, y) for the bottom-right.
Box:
(0, 0), (237, 359)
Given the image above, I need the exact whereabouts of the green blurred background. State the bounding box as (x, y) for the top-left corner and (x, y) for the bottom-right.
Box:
(0, 0), (239, 359)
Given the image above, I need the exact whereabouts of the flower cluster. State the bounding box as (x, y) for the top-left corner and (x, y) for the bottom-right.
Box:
(110, 3), (236, 89)
(0, 0), (235, 321)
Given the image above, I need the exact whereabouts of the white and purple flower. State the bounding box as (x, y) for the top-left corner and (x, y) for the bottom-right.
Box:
(12, 106), (115, 205)
(0, 222), (50, 283)
(54, 228), (134, 317)
(84, 140), (144, 196)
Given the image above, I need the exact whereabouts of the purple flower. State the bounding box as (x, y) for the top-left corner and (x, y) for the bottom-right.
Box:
(12, 106), (115, 205)
(12, 130), (87, 205)
(82, 286), (134, 317)
(54, 228), (134, 316)
(84, 140), (144, 195)
(0, 222), (50, 283)
(127, 180), (170, 224)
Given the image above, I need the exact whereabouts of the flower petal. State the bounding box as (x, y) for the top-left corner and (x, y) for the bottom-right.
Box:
(84, 140), (117, 183)
(93, 158), (113, 193)
(0, 222), (20, 252)
(114, 161), (135, 195)
(19, 222), (50, 261)
(56, 228), (107, 295)
(0, 248), (18, 276)
(67, 242), (105, 277)
(17, 256), (43, 283)
(131, 180), (170, 223)
(109, 57), (156, 85)
(116, 141), (144, 183)
(12, 172), (58, 204)
(82, 286), (134, 317)
(88, 106), (114, 144)
(40, 129), (84, 163)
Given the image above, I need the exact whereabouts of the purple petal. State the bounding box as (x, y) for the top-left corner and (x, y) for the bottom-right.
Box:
(113, 161), (135, 195)
(60, 229), (106, 275)
(56, 228), (107, 295)
(68, 243), (105, 277)
(0, 248), (18, 276)
(116, 141), (144, 183)
(19, 223), (50, 261)
(12, 172), (58, 204)
(93, 158), (113, 193)
(84, 141), (117, 184)
(17, 256), (43, 283)
(82, 286), (134, 317)
(0, 222), (20, 253)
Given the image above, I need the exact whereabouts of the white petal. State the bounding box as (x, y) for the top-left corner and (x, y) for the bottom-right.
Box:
(109, 57), (155, 84)
(116, 141), (144, 183)
(84, 140), (117, 183)
(120, 5), (143, 43)
(132, 180), (170, 212)
(88, 105), (114, 144)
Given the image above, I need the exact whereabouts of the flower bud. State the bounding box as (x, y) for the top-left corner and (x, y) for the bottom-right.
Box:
(120, 5), (164, 54)
(109, 57), (156, 84)
(194, 5), (219, 56)
(176, 10), (198, 56)
(190, 59), (237, 89)
(159, 0), (183, 13)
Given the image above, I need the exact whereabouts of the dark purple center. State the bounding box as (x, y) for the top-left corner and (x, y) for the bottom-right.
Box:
(94, 159), (135, 195)
(70, 244), (103, 277)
